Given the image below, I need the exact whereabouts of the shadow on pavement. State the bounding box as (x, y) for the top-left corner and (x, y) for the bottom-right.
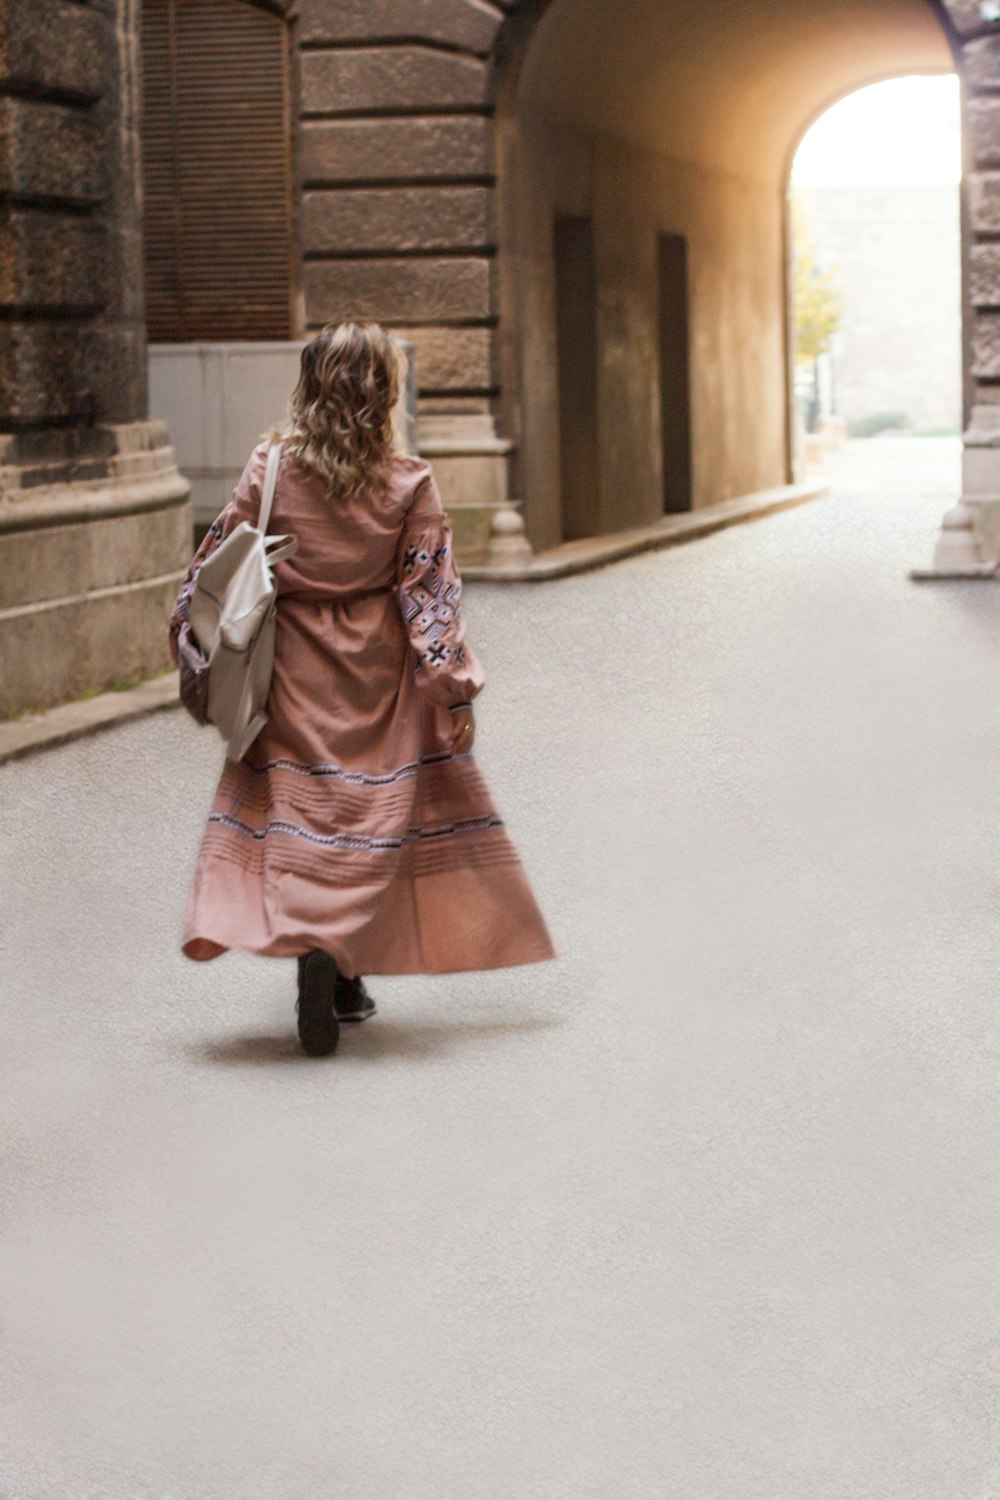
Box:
(186, 1015), (565, 1067)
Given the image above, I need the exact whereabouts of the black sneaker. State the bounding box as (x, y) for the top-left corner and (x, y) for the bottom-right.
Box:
(296, 951), (340, 1057)
(334, 974), (377, 1023)
(295, 958), (376, 1024)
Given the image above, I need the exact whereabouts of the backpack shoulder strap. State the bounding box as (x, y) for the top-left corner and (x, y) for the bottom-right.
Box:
(258, 441), (283, 536)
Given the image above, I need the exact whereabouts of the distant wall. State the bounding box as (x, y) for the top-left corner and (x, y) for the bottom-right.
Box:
(796, 184), (961, 434)
(515, 111), (790, 550)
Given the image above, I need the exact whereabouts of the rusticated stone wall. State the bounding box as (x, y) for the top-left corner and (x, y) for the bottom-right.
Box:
(296, 1), (506, 415)
(0, 0), (150, 455)
(0, 0), (189, 717)
(950, 1), (1000, 392)
(0, 0), (111, 448)
(293, 1), (517, 562)
(946, 0), (1000, 526)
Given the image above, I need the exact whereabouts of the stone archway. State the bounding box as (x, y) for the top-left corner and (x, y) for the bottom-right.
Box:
(490, 0), (968, 552)
(285, 0), (1000, 568)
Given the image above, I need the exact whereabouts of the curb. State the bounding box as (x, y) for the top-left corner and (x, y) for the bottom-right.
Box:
(0, 672), (180, 766)
(463, 480), (830, 581)
(0, 481), (829, 766)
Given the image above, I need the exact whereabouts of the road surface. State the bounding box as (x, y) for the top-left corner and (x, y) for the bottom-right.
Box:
(3, 438), (999, 1499)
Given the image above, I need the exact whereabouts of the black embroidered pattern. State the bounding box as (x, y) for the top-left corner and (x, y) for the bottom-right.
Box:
(209, 810), (504, 850)
(399, 528), (467, 678)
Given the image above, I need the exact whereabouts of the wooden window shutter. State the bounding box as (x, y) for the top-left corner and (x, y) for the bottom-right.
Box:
(141, 0), (293, 341)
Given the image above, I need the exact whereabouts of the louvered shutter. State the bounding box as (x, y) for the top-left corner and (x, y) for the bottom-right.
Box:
(141, 0), (293, 341)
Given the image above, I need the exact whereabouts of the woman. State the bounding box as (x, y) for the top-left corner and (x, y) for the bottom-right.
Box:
(169, 321), (555, 1057)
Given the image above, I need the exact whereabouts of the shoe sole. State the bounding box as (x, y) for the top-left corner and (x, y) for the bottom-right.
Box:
(297, 952), (340, 1057)
(336, 1002), (377, 1023)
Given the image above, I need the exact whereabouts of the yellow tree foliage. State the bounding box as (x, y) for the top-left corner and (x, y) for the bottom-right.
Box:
(792, 196), (842, 366)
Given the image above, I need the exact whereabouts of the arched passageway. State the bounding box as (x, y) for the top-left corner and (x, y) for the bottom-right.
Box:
(790, 77), (962, 452)
(494, 0), (955, 549)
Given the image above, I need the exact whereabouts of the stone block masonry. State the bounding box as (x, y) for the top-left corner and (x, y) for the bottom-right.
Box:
(304, 256), (495, 326)
(294, 4), (511, 556)
(0, 0), (105, 100)
(296, 59), (499, 405)
(0, 1), (140, 438)
(933, 4), (1000, 551)
(300, 47), (491, 115)
(300, 116), (494, 184)
(0, 0), (190, 717)
(967, 95), (1000, 169)
(298, 0), (503, 55)
(941, 0), (1000, 37)
(302, 185), (493, 254)
(0, 209), (106, 312)
(968, 169), (1000, 231)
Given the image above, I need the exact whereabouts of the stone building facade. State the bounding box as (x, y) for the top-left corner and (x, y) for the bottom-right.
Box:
(3, 0), (1000, 715)
(0, 0), (189, 716)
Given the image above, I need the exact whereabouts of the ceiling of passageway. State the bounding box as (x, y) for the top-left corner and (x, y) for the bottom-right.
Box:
(517, 0), (954, 184)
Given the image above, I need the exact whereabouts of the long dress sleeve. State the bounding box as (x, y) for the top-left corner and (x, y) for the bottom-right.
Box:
(396, 467), (486, 709)
(167, 443), (267, 666)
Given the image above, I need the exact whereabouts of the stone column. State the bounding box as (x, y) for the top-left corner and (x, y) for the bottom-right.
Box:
(922, 3), (1000, 572)
(0, 0), (190, 717)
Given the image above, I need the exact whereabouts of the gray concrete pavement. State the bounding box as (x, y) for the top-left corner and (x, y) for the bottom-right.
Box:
(3, 438), (1000, 1499)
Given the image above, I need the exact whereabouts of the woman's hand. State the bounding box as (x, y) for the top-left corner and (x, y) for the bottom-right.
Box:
(448, 704), (475, 753)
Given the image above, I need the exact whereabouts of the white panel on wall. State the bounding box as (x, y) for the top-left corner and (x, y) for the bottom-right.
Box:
(149, 342), (304, 520)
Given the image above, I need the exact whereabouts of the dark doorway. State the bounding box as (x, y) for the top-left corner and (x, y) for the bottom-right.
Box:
(554, 215), (600, 540)
(658, 233), (693, 513)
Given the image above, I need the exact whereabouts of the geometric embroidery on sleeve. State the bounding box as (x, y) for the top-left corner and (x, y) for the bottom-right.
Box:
(399, 528), (467, 675)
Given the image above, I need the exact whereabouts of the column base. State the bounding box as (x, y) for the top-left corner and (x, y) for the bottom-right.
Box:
(417, 414), (533, 567)
(911, 498), (999, 579)
(0, 421), (191, 718)
(915, 413), (1000, 577)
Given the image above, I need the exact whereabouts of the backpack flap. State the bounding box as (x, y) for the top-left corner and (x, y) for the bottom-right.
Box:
(186, 441), (298, 760)
(189, 522), (260, 656)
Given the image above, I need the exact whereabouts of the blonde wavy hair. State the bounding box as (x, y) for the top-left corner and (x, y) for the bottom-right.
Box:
(276, 321), (400, 498)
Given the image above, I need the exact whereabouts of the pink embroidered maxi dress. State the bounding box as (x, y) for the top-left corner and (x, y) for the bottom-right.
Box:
(169, 441), (556, 976)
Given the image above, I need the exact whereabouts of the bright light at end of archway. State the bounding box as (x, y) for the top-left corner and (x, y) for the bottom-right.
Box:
(792, 75), (960, 187)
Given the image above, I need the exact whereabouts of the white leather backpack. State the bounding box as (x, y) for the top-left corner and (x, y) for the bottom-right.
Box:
(178, 442), (298, 762)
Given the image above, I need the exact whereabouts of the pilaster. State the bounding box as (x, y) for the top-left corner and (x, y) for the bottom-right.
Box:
(294, 0), (527, 566)
(924, 4), (1000, 570)
(0, 0), (191, 715)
